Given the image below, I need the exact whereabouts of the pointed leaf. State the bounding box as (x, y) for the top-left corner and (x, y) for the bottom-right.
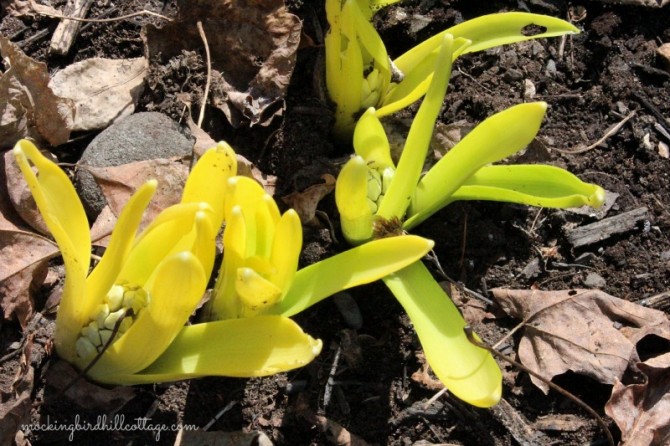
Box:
(394, 13), (578, 86)
(13, 139), (90, 361)
(181, 141), (237, 228)
(279, 235), (434, 317)
(384, 261), (502, 408)
(377, 35), (454, 221)
(407, 102), (548, 228)
(116, 316), (323, 384)
(269, 210), (302, 296)
(379, 37), (471, 117)
(117, 203), (211, 287)
(445, 165), (606, 209)
(86, 181), (157, 321)
(209, 206), (247, 320)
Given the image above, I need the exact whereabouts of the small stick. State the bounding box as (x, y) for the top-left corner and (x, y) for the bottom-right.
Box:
(196, 21), (212, 129)
(463, 326), (615, 446)
(555, 111), (636, 154)
(38, 7), (172, 24)
(203, 401), (237, 431)
(50, 0), (95, 55)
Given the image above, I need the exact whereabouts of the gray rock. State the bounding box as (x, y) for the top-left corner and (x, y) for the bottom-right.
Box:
(76, 112), (193, 218)
(333, 292), (363, 329)
(583, 272), (607, 289)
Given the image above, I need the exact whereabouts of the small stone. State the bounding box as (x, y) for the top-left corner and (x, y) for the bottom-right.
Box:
(658, 141), (669, 158)
(76, 112), (193, 219)
(583, 272), (606, 289)
(519, 258), (542, 280)
(657, 43), (670, 72)
(545, 59), (557, 77)
(333, 292), (363, 329)
(503, 68), (524, 82)
(523, 78), (537, 100)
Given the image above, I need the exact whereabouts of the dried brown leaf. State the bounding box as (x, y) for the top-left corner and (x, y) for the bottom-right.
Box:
(4, 150), (50, 235)
(87, 158), (189, 227)
(281, 174), (335, 226)
(143, 0), (301, 127)
(491, 288), (670, 393)
(49, 57), (148, 131)
(605, 353), (670, 446)
(4, 0), (60, 17)
(0, 35), (74, 147)
(90, 204), (117, 247)
(1, 154), (58, 325)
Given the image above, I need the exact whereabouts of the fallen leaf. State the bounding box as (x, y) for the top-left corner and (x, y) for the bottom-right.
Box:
(1, 153), (58, 326)
(87, 158), (189, 226)
(143, 0), (301, 127)
(605, 353), (670, 446)
(532, 414), (589, 433)
(491, 288), (670, 393)
(281, 174), (335, 226)
(4, 0), (59, 17)
(49, 57), (148, 131)
(90, 205), (118, 247)
(0, 35), (74, 147)
(411, 351), (444, 390)
(4, 150), (50, 235)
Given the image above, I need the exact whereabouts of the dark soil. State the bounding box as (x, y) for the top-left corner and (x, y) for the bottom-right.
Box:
(2, 0), (670, 445)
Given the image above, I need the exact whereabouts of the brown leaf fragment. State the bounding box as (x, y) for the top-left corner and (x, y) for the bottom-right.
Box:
(605, 354), (670, 446)
(4, 0), (60, 17)
(0, 260), (47, 329)
(143, 0), (301, 127)
(4, 150), (50, 235)
(90, 204), (117, 247)
(532, 414), (589, 432)
(49, 57), (148, 131)
(491, 288), (670, 393)
(0, 35), (74, 147)
(1, 154), (59, 325)
(87, 158), (189, 227)
(281, 174), (336, 226)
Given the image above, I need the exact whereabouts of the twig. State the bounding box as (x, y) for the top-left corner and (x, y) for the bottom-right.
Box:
(555, 111), (636, 154)
(464, 326), (615, 446)
(56, 309), (133, 397)
(196, 21), (212, 129)
(203, 401), (237, 431)
(37, 7), (172, 23)
(425, 252), (494, 306)
(321, 345), (342, 413)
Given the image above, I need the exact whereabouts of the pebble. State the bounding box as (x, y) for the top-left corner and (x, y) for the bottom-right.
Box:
(76, 112), (193, 218)
(583, 272), (606, 289)
(333, 292), (363, 329)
